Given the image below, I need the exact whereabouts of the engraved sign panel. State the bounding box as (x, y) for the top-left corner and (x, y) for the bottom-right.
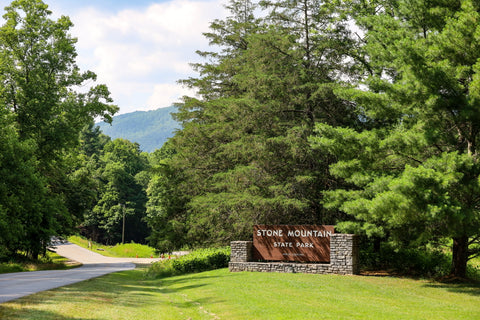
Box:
(253, 225), (334, 262)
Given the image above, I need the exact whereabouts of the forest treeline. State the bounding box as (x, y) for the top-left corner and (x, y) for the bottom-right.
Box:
(1, 0), (480, 278)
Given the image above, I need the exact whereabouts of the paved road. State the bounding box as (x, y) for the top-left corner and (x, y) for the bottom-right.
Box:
(0, 241), (161, 303)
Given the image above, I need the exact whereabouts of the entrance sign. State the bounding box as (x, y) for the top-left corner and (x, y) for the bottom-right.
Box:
(253, 225), (334, 262)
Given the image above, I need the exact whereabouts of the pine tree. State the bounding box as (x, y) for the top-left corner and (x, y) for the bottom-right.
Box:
(312, 0), (480, 277)
(155, 0), (357, 247)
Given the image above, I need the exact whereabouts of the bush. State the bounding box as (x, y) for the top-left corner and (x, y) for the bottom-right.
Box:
(146, 247), (230, 278)
(467, 256), (480, 281)
(0, 251), (75, 273)
(145, 258), (176, 278)
(360, 242), (451, 278)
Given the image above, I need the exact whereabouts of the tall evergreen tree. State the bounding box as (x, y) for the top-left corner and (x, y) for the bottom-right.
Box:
(167, 0), (262, 246)
(312, 0), (480, 277)
(151, 0), (357, 248)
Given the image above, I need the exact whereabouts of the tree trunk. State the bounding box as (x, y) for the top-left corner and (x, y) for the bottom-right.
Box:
(27, 249), (39, 261)
(373, 237), (381, 253)
(451, 235), (468, 278)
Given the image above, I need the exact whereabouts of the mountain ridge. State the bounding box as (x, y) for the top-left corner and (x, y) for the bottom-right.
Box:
(96, 106), (179, 152)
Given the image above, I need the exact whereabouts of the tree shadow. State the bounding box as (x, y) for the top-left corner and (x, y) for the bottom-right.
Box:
(422, 280), (480, 296)
(0, 305), (92, 320)
(0, 269), (227, 319)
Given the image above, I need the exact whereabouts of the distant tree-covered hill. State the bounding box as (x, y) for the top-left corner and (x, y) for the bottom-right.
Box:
(96, 106), (179, 152)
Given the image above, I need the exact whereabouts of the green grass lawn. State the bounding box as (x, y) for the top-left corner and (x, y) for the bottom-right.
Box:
(0, 251), (80, 274)
(1, 268), (479, 319)
(68, 235), (157, 258)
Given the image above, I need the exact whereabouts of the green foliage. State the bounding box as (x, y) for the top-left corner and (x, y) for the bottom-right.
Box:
(4, 0), (480, 281)
(148, 0), (357, 250)
(0, 0), (117, 155)
(147, 247), (230, 278)
(82, 138), (149, 245)
(0, 251), (78, 274)
(0, 0), (117, 259)
(360, 242), (451, 278)
(171, 247), (230, 274)
(467, 255), (480, 279)
(79, 122), (111, 158)
(144, 258), (176, 279)
(0, 106), (61, 259)
(311, 0), (480, 277)
(144, 141), (188, 253)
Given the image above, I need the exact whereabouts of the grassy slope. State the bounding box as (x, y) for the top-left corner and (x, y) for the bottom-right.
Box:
(1, 268), (479, 320)
(68, 235), (156, 258)
(0, 252), (80, 274)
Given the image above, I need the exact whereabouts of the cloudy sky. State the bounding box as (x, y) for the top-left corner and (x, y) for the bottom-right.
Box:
(0, 0), (228, 114)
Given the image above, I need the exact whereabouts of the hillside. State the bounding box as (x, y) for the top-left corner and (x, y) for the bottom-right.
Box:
(96, 106), (179, 152)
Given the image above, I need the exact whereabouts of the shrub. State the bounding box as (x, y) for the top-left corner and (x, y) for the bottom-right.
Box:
(145, 258), (176, 278)
(467, 256), (480, 281)
(146, 247), (230, 278)
(360, 242), (451, 278)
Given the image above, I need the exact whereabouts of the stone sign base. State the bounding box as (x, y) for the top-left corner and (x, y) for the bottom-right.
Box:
(229, 234), (359, 275)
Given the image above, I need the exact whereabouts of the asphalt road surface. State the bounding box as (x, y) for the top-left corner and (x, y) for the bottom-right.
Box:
(0, 240), (160, 303)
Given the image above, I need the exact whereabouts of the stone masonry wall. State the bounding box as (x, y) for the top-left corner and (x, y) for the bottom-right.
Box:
(229, 234), (359, 275)
(230, 241), (253, 263)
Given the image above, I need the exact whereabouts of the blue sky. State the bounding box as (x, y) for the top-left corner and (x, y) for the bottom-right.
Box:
(0, 0), (227, 114)
(49, 0), (158, 11)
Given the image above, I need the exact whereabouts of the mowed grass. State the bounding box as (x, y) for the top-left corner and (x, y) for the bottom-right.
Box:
(68, 235), (157, 258)
(0, 251), (80, 274)
(1, 268), (479, 320)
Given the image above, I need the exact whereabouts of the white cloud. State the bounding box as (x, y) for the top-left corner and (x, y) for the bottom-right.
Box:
(146, 83), (198, 110)
(67, 0), (227, 114)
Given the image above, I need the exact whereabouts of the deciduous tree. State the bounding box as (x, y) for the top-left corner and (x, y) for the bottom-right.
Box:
(84, 139), (149, 244)
(0, 0), (117, 258)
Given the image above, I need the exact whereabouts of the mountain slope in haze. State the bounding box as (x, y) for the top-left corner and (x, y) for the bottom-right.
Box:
(96, 106), (179, 152)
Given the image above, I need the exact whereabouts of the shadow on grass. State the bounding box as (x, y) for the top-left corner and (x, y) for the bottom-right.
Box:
(0, 305), (92, 320)
(0, 269), (225, 319)
(423, 280), (480, 296)
(361, 269), (480, 297)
